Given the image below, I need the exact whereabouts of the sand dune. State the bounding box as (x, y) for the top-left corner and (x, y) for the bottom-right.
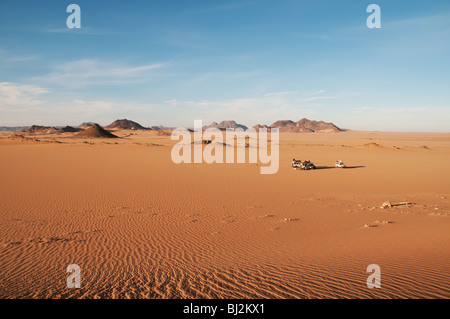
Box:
(0, 131), (449, 298)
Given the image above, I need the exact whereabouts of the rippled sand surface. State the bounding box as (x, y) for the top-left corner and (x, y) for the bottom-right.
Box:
(1, 131), (450, 298)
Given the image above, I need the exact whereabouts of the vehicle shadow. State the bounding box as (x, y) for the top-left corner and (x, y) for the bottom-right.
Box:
(315, 165), (366, 170)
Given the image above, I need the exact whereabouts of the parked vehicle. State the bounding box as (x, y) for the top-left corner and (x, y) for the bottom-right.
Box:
(302, 160), (316, 170)
(335, 160), (346, 168)
(292, 159), (316, 170)
(291, 158), (303, 169)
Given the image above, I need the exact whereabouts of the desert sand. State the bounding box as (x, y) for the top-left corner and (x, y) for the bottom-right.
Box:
(1, 130), (450, 298)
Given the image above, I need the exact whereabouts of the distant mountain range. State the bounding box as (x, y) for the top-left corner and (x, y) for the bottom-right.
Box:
(204, 121), (248, 131)
(204, 118), (343, 133)
(24, 125), (60, 134)
(3, 119), (163, 134)
(78, 122), (96, 128)
(102, 119), (166, 131)
(255, 118), (344, 133)
(105, 119), (148, 130)
(1, 118), (344, 134)
(0, 126), (29, 132)
(22, 125), (82, 134)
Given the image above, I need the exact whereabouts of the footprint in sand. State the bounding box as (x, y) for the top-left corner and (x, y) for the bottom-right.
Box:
(364, 220), (394, 228)
(430, 212), (450, 216)
(220, 216), (236, 223)
(256, 214), (275, 219)
(247, 205), (263, 209)
(374, 220), (394, 224)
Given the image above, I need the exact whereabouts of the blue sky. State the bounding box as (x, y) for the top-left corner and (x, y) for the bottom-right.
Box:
(0, 0), (449, 131)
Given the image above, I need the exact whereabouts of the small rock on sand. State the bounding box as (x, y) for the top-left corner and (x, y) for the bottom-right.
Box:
(381, 201), (392, 209)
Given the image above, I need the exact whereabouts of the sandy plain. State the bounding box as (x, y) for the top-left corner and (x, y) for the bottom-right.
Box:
(0, 130), (449, 298)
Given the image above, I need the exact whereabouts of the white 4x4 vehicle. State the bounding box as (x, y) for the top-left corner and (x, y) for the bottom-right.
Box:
(291, 159), (302, 169)
(335, 160), (346, 168)
(292, 159), (316, 170)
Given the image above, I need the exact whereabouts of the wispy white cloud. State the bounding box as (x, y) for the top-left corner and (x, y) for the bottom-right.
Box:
(1, 81), (449, 132)
(0, 89), (325, 126)
(346, 105), (450, 132)
(160, 90), (335, 126)
(341, 12), (450, 55)
(29, 59), (167, 87)
(0, 82), (49, 109)
(351, 106), (372, 112)
(68, 99), (147, 116)
(42, 26), (119, 36)
(264, 89), (336, 103)
(0, 48), (39, 64)
(179, 1), (256, 16)
(264, 91), (299, 97)
(0, 82), (154, 125)
(310, 89), (326, 95)
(6, 56), (39, 62)
(301, 95), (337, 102)
(293, 33), (332, 41)
(383, 12), (450, 30)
